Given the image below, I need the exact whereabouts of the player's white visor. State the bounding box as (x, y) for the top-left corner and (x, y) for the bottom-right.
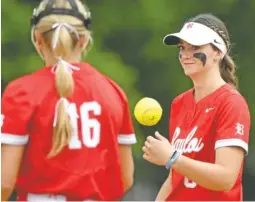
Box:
(163, 22), (227, 55)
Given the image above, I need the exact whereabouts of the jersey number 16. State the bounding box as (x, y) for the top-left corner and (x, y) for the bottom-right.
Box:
(63, 101), (101, 149)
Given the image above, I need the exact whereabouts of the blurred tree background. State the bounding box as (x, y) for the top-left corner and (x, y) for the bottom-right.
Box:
(2, 0), (255, 200)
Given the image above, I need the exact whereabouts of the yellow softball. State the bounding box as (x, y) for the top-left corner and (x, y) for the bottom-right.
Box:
(134, 97), (163, 126)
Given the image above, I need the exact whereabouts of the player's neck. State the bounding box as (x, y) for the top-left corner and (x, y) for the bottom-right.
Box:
(192, 71), (226, 102)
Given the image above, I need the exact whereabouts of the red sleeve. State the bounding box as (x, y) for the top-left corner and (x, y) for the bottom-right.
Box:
(105, 77), (137, 145)
(215, 94), (251, 154)
(117, 95), (137, 145)
(1, 81), (34, 145)
(106, 77), (137, 145)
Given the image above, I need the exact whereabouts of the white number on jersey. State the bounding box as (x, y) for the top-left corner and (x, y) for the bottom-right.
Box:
(67, 101), (101, 149)
(184, 177), (197, 188)
(1, 114), (4, 128)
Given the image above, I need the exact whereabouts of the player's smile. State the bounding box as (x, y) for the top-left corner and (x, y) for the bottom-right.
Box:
(183, 62), (196, 66)
(181, 57), (196, 65)
(182, 61), (197, 70)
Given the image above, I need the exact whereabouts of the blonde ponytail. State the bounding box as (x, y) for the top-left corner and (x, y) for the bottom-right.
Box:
(48, 24), (77, 158)
(31, 0), (93, 157)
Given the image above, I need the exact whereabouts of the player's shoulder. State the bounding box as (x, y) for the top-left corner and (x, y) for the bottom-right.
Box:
(4, 75), (32, 95)
(3, 68), (49, 96)
(216, 84), (248, 107)
(78, 62), (102, 76)
(81, 62), (129, 104)
(104, 76), (128, 102)
(78, 62), (132, 108)
(80, 63), (126, 95)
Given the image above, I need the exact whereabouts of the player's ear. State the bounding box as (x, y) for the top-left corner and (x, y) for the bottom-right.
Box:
(214, 49), (223, 63)
(34, 30), (44, 50)
(77, 34), (88, 49)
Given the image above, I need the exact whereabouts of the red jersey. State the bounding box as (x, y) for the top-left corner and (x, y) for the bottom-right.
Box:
(166, 84), (250, 201)
(1, 62), (137, 201)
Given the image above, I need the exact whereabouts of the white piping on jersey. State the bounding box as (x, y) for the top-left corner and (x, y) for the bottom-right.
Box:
(118, 134), (137, 145)
(1, 133), (29, 145)
(215, 138), (248, 155)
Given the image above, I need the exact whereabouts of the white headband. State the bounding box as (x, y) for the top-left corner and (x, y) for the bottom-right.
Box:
(163, 22), (227, 55)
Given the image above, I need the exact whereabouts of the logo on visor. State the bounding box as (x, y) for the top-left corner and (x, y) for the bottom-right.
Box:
(186, 23), (193, 29)
(214, 39), (222, 45)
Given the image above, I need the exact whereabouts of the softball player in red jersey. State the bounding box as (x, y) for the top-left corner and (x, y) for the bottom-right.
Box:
(142, 13), (250, 201)
(1, 0), (136, 201)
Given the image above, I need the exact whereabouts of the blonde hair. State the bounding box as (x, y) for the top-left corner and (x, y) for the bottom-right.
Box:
(31, 0), (93, 157)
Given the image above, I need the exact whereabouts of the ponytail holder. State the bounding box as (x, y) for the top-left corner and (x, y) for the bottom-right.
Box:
(51, 22), (80, 49)
(51, 57), (80, 75)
